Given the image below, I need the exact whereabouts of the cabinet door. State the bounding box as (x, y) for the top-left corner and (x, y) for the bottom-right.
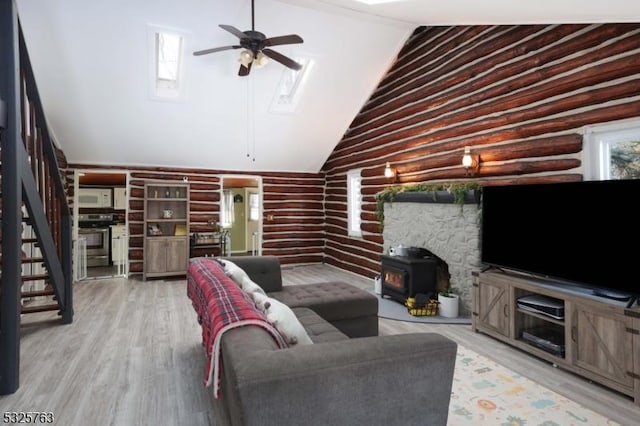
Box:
(100, 189), (112, 207)
(572, 304), (634, 389)
(146, 239), (167, 274)
(165, 238), (187, 273)
(477, 276), (511, 338)
(114, 188), (126, 210)
(111, 225), (127, 265)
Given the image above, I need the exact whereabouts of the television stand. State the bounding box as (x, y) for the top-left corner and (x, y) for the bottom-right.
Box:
(473, 270), (640, 406)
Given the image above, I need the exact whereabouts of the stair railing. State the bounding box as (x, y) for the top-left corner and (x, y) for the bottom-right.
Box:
(0, 2), (73, 395)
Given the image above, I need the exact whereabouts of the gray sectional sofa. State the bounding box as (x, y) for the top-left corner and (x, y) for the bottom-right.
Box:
(207, 256), (458, 426)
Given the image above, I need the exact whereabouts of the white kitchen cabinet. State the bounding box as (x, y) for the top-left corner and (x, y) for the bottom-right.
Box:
(113, 187), (126, 210)
(110, 224), (128, 266)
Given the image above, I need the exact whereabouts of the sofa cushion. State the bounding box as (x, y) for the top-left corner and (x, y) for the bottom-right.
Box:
(271, 281), (378, 323)
(292, 307), (349, 343)
(220, 256), (283, 292)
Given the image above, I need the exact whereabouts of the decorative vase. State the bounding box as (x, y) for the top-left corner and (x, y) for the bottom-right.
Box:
(438, 294), (459, 318)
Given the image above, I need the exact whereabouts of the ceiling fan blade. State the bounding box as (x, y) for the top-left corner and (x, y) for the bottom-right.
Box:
(219, 24), (248, 40)
(262, 48), (303, 71)
(193, 45), (241, 56)
(238, 61), (252, 77)
(263, 34), (303, 47)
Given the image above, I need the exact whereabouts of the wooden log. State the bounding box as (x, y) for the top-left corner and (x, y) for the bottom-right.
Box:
(262, 224), (325, 233)
(263, 217), (325, 225)
(262, 240), (325, 249)
(345, 24), (638, 138)
(264, 193), (325, 201)
(367, 26), (531, 112)
(329, 74), (640, 173)
(189, 202), (219, 212)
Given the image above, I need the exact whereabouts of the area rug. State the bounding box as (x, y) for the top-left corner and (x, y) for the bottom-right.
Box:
(371, 291), (472, 324)
(449, 345), (618, 425)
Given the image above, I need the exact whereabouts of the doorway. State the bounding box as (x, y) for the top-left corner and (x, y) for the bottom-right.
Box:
(220, 175), (262, 256)
(73, 170), (129, 280)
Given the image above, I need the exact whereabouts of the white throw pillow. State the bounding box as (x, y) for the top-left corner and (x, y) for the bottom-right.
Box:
(219, 259), (249, 287)
(240, 275), (267, 297)
(250, 290), (270, 313)
(263, 297), (313, 346)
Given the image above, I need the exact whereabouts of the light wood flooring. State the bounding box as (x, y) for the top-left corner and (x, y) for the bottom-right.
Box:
(1, 264), (639, 425)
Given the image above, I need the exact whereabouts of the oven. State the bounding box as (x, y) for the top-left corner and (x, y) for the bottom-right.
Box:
(78, 214), (112, 267)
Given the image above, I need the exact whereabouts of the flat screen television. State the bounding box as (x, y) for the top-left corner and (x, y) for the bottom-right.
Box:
(481, 179), (639, 306)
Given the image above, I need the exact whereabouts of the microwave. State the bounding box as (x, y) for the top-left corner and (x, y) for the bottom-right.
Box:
(78, 188), (112, 208)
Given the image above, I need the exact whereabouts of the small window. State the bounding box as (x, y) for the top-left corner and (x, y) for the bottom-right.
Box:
(220, 190), (234, 227)
(249, 193), (260, 221)
(148, 26), (187, 101)
(347, 169), (362, 237)
(584, 122), (640, 180)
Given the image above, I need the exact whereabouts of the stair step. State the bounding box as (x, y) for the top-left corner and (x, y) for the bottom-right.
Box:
(22, 273), (49, 281)
(21, 303), (60, 314)
(0, 238), (38, 244)
(21, 289), (55, 298)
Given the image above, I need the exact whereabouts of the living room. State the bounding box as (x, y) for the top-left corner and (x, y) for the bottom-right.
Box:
(2, 1), (640, 424)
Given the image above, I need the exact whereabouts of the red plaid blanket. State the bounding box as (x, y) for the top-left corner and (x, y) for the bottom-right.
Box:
(187, 257), (288, 399)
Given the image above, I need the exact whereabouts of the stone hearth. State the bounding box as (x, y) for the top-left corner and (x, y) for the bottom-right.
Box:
(382, 191), (481, 317)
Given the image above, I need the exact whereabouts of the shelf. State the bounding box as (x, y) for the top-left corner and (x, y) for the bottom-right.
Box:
(516, 308), (565, 326)
(147, 197), (188, 201)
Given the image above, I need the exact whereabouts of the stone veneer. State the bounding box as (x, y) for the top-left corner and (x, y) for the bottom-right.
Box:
(382, 192), (481, 317)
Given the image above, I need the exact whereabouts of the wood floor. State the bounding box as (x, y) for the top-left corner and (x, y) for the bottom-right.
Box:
(1, 264), (639, 425)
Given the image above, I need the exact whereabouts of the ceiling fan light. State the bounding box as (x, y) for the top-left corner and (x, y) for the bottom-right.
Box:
(239, 49), (254, 66)
(255, 51), (269, 68)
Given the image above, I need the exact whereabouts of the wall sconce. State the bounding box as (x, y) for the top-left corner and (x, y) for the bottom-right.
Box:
(384, 162), (396, 181)
(462, 146), (480, 175)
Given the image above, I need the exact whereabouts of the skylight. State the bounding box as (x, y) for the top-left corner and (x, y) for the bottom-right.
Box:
(148, 26), (186, 101)
(156, 32), (182, 85)
(270, 56), (313, 113)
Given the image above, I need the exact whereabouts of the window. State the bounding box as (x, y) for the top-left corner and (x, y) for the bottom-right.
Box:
(220, 190), (234, 227)
(149, 26), (186, 101)
(584, 121), (640, 180)
(347, 169), (362, 237)
(270, 56), (313, 113)
(249, 193), (260, 221)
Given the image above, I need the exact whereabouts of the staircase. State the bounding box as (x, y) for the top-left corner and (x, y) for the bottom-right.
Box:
(1, 0), (73, 395)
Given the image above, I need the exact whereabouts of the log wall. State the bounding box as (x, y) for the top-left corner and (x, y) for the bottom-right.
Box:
(322, 23), (640, 278)
(64, 165), (324, 275)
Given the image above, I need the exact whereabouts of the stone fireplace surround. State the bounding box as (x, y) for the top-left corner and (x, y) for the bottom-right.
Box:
(381, 191), (481, 317)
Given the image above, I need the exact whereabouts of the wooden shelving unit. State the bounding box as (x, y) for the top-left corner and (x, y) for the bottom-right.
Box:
(473, 270), (640, 405)
(143, 181), (189, 281)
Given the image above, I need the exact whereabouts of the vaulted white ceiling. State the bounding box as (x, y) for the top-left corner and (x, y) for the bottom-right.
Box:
(15, 0), (640, 173)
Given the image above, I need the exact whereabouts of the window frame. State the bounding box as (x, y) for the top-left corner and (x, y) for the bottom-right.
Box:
(347, 168), (363, 238)
(583, 120), (640, 180)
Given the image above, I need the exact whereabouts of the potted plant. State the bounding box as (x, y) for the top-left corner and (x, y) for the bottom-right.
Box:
(438, 286), (459, 318)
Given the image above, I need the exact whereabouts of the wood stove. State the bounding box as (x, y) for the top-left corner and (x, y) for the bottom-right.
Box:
(381, 255), (438, 303)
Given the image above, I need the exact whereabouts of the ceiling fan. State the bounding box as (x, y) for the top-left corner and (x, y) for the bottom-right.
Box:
(193, 0), (304, 76)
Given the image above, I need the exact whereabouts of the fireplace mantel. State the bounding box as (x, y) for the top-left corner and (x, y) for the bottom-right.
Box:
(387, 189), (481, 205)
